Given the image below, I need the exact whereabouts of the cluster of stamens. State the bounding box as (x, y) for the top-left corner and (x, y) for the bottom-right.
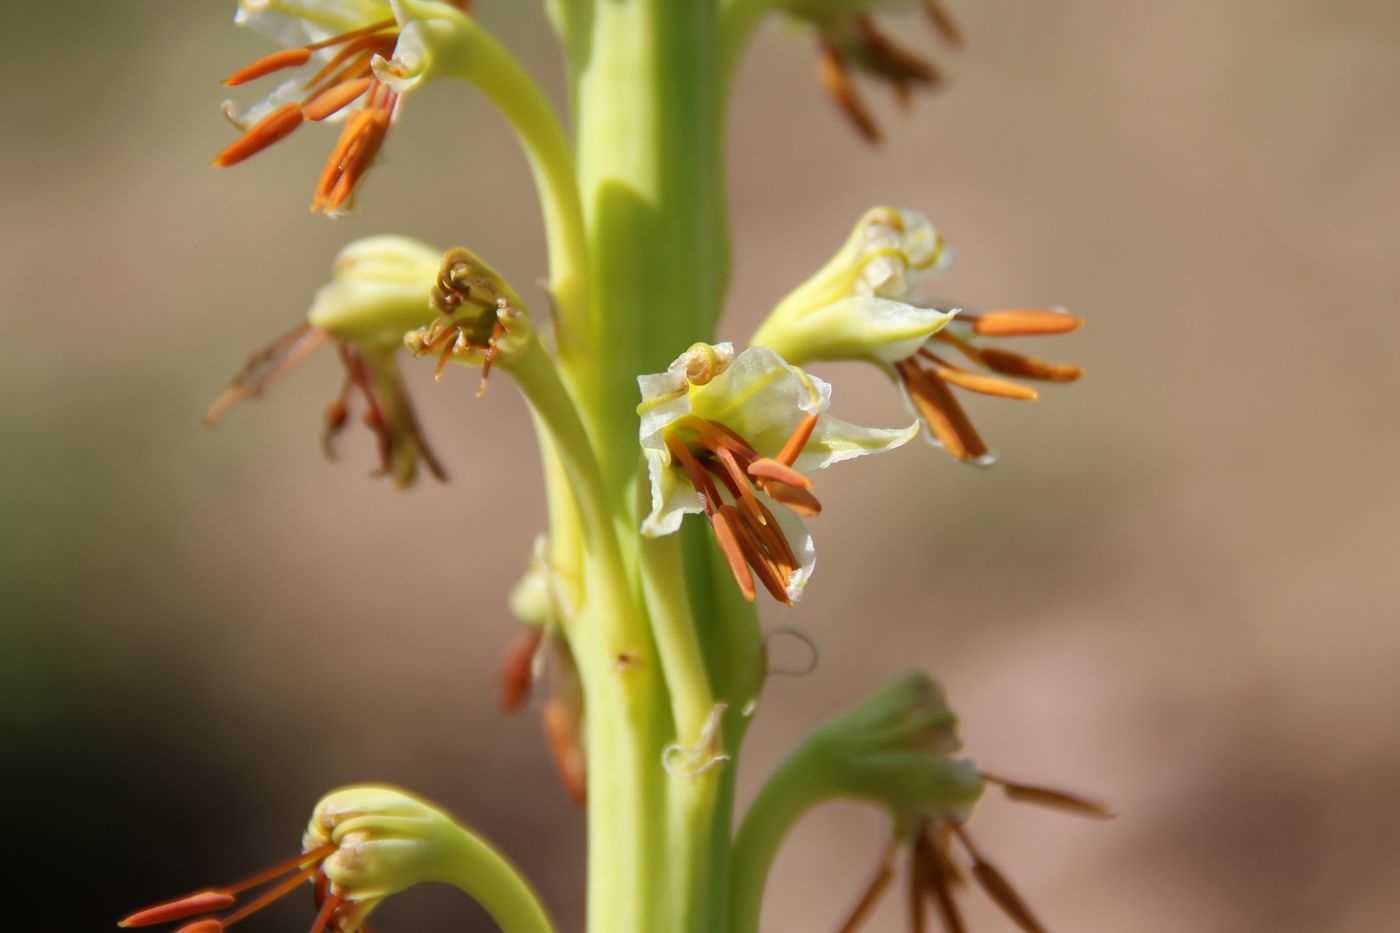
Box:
(204, 321), (445, 485)
(407, 248), (511, 396)
(839, 774), (1113, 933)
(214, 5), (468, 213)
(666, 413), (823, 604)
(816, 1), (964, 142)
(119, 843), (354, 933)
(895, 309), (1084, 465)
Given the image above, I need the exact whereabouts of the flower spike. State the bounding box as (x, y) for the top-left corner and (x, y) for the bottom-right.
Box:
(754, 207), (1082, 466)
(206, 235), (447, 488)
(638, 342), (914, 603)
(216, 0), (473, 214)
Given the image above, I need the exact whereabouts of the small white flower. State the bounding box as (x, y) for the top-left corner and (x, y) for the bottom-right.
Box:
(637, 342), (915, 603)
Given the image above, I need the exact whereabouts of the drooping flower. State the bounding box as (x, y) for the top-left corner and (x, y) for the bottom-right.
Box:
(215, 0), (473, 214)
(794, 674), (1114, 933)
(119, 785), (471, 933)
(753, 207), (1083, 467)
(792, 1), (964, 142)
(638, 342), (916, 604)
(205, 234), (446, 487)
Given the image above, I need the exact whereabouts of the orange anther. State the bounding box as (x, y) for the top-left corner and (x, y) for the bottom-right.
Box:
(497, 628), (543, 713)
(173, 921), (225, 933)
(712, 506), (757, 602)
(302, 78), (372, 120)
(774, 413), (819, 468)
(931, 366), (1039, 400)
(120, 891), (234, 928)
(212, 103), (305, 167)
(222, 48), (312, 86)
(897, 361), (989, 463)
(541, 699), (588, 807)
(972, 309), (1083, 337)
(763, 481), (822, 518)
(747, 457), (813, 490)
(978, 347), (1083, 383)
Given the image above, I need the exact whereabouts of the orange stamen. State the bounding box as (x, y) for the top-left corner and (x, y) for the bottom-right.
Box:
(712, 506), (757, 602)
(302, 34), (393, 90)
(302, 78), (372, 121)
(173, 921), (224, 933)
(776, 413), (819, 467)
(762, 481), (823, 517)
(730, 510), (791, 604)
(220, 861), (323, 927)
(970, 309), (1083, 337)
(120, 891), (235, 928)
(541, 699), (588, 807)
(223, 48), (313, 86)
(477, 319), (507, 397)
(747, 457), (813, 490)
(309, 891), (344, 933)
(917, 350), (1039, 400)
(225, 843), (337, 896)
(304, 18), (397, 52)
(978, 346), (1083, 383)
(321, 108), (390, 213)
(667, 435), (723, 516)
(213, 103), (305, 167)
(896, 360), (989, 463)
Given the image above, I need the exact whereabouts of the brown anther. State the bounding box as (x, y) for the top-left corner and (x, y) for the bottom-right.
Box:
(920, 826), (967, 933)
(120, 891), (235, 928)
(205, 323), (329, 426)
(971, 309), (1084, 337)
(973, 345), (1083, 383)
(818, 40), (881, 143)
(896, 360), (990, 463)
(223, 48), (313, 86)
(476, 319), (507, 397)
(498, 628), (544, 713)
(855, 15), (942, 86)
(213, 103), (305, 167)
(302, 77), (373, 121)
(837, 838), (900, 933)
(908, 831), (931, 933)
(952, 824), (1048, 933)
(541, 699), (588, 807)
(923, 0), (966, 48)
(982, 772), (1117, 819)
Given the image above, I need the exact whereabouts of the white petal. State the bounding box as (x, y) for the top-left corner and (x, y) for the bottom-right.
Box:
(641, 450), (705, 537)
(792, 415), (919, 472)
(769, 504), (816, 603)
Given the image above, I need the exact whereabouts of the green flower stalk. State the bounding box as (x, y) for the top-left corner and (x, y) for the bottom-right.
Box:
(125, 1), (1105, 931)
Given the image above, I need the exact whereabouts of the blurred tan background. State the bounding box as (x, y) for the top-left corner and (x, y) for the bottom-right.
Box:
(3, 1), (1399, 930)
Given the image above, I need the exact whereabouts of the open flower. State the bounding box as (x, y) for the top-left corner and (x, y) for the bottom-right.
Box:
(120, 786), (474, 933)
(754, 207), (1083, 466)
(638, 342), (915, 604)
(791, 1), (963, 142)
(205, 235), (446, 487)
(215, 0), (472, 214)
